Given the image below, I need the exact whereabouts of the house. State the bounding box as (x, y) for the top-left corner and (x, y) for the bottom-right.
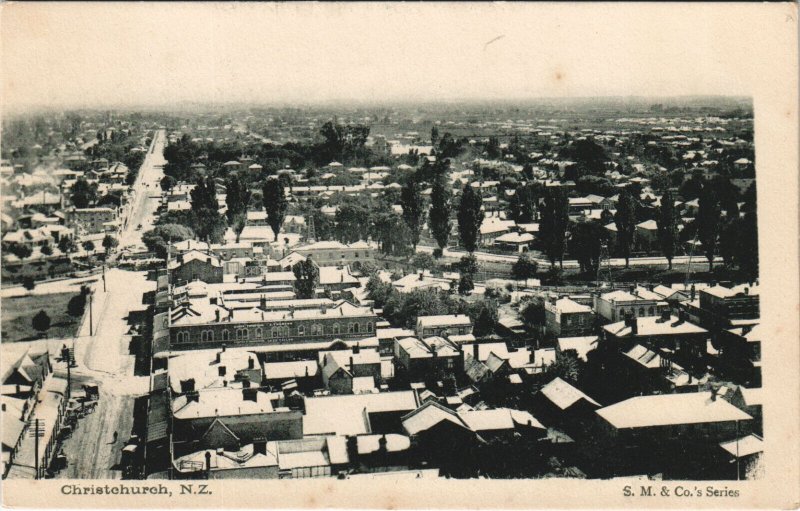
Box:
(593, 289), (669, 323)
(545, 297), (595, 336)
(602, 311), (709, 366)
(533, 377), (601, 438)
(302, 391), (419, 437)
(595, 391), (753, 444)
(635, 220), (659, 251)
(294, 240), (376, 266)
(392, 272), (452, 294)
(478, 217), (515, 246)
(69, 207), (118, 235)
(556, 336), (599, 362)
(394, 337), (462, 380)
(494, 232), (534, 253)
(415, 314), (473, 338)
(697, 284), (760, 328)
(319, 348), (382, 394)
(168, 250), (224, 284)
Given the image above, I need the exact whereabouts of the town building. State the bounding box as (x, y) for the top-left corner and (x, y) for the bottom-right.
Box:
(545, 297), (595, 336)
(415, 314), (473, 338)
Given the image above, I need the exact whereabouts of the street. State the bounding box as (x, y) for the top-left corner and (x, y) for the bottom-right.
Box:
(52, 268), (153, 479)
(117, 128), (166, 251)
(416, 244), (723, 270)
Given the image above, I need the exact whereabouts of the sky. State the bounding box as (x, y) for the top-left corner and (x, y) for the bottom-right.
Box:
(0, 2), (789, 111)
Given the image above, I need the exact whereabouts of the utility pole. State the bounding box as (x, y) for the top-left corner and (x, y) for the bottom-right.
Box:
(89, 292), (93, 337)
(29, 418), (44, 479)
(102, 265), (106, 292)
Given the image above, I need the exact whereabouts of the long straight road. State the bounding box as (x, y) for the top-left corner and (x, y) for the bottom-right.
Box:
(118, 129), (167, 251)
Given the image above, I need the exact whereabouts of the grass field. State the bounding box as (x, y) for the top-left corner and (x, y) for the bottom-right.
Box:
(1, 292), (82, 343)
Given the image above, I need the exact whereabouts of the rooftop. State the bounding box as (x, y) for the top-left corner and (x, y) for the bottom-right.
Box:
(597, 391), (752, 429)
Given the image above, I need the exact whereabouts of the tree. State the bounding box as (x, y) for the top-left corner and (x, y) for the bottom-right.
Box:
(458, 254), (478, 295)
(657, 190), (678, 269)
(32, 310), (51, 337)
(614, 188), (637, 268)
(40, 242), (53, 256)
(225, 174), (252, 223)
(737, 210), (759, 282)
(429, 173), (452, 255)
(67, 293), (87, 318)
(569, 221), (608, 274)
(71, 177), (98, 208)
(431, 125), (439, 145)
(102, 234), (118, 254)
(292, 258), (319, 299)
(336, 199), (373, 244)
(457, 183), (483, 253)
(410, 253), (436, 272)
(22, 276), (36, 291)
(142, 223), (195, 259)
(486, 136), (501, 159)
(468, 300), (498, 337)
(9, 243), (32, 260)
(58, 236), (77, 254)
(262, 177), (288, 241)
(697, 183), (721, 271)
(539, 191), (569, 267)
(508, 182), (541, 224)
(160, 175), (176, 193)
(231, 213), (247, 243)
(520, 297), (546, 334)
(511, 253), (538, 280)
(191, 177), (226, 242)
(400, 179), (425, 250)
(82, 240), (95, 252)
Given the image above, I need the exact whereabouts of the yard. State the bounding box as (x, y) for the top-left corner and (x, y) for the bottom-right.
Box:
(1, 292), (82, 343)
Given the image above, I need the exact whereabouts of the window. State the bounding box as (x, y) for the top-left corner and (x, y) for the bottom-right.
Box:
(648, 306), (655, 316)
(353, 323), (359, 334)
(367, 322), (373, 333)
(348, 323), (354, 334)
(446, 358), (454, 368)
(201, 330), (214, 342)
(639, 307), (645, 317)
(272, 327), (278, 338)
(297, 325), (305, 336)
(255, 328), (263, 339)
(221, 330), (230, 341)
(333, 323), (340, 335)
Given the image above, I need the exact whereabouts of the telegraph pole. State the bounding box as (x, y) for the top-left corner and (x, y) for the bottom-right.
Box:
(34, 419), (39, 479)
(89, 292), (93, 336)
(102, 265), (106, 292)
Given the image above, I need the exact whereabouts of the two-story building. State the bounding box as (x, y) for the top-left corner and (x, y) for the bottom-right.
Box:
(415, 315), (473, 338)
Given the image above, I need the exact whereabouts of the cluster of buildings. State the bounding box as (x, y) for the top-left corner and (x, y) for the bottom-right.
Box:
(2, 346), (69, 479)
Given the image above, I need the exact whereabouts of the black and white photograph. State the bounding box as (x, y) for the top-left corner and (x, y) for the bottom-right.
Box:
(1, 2), (798, 509)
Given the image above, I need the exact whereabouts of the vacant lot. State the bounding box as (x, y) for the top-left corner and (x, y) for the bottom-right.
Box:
(1, 292), (82, 342)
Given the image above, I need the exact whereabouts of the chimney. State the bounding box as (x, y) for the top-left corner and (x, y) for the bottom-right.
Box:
(353, 343), (360, 354)
(218, 366), (227, 377)
(630, 317), (638, 336)
(248, 357), (255, 369)
(260, 295), (266, 309)
(321, 304), (327, 314)
(419, 271), (424, 281)
(710, 386), (719, 401)
(222, 343), (227, 352)
(180, 379), (196, 393)
(744, 287), (749, 295)
(205, 451), (212, 473)
(242, 379), (251, 388)
(690, 284), (696, 301)
(253, 438), (267, 455)
(243, 387), (258, 402)
(349, 356), (354, 371)
(228, 309), (233, 320)
(186, 390), (200, 403)
(473, 343), (479, 359)
(215, 309), (220, 322)
(378, 434), (388, 455)
(660, 309), (670, 322)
